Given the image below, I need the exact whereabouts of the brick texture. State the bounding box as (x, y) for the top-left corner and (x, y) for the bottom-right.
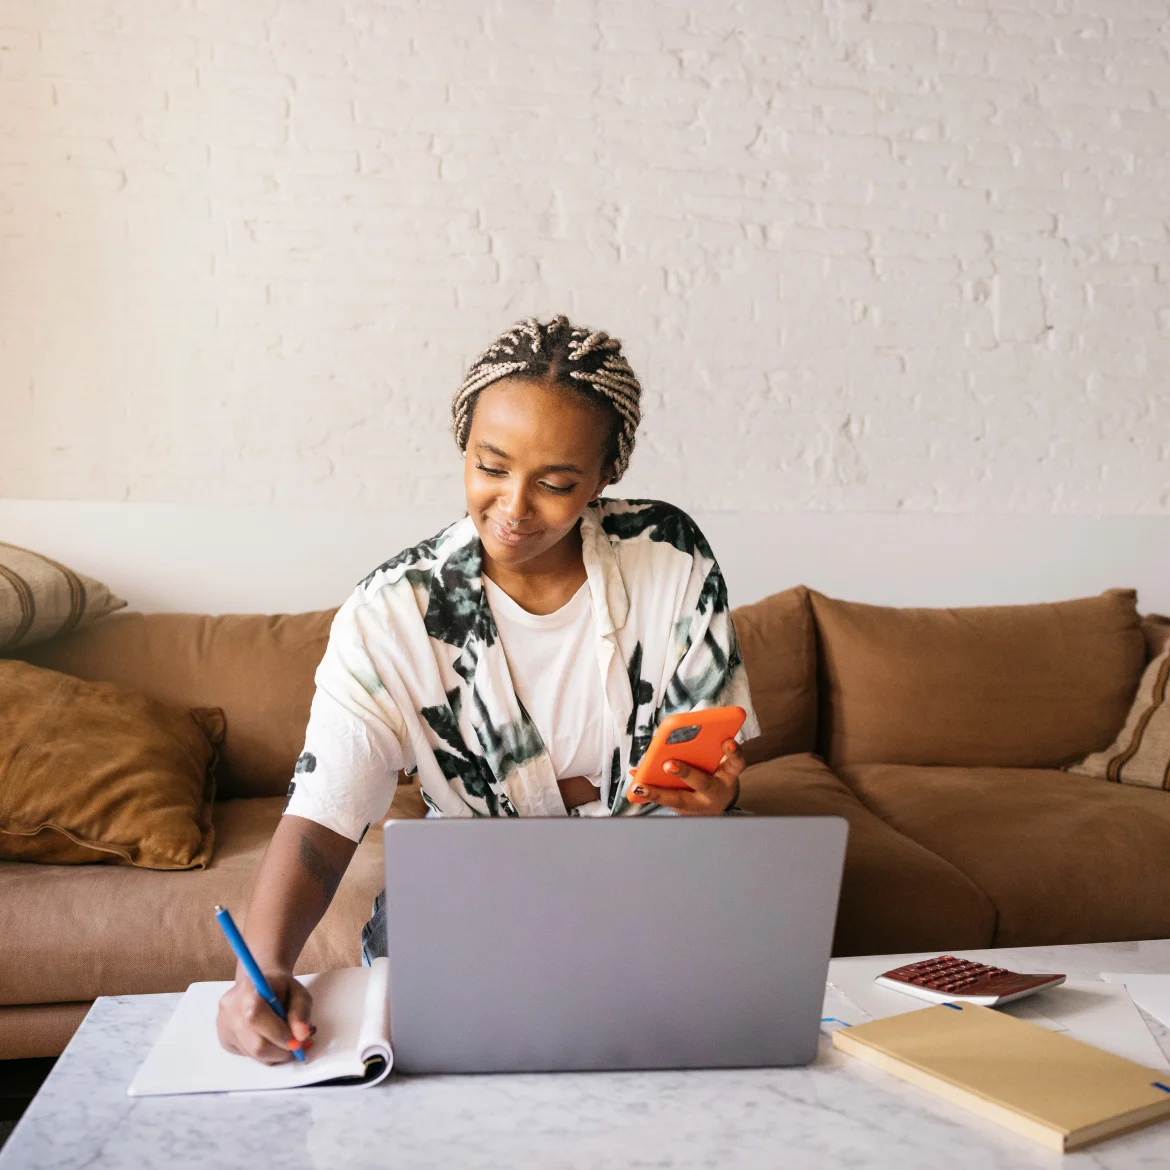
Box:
(0, 0), (1168, 512)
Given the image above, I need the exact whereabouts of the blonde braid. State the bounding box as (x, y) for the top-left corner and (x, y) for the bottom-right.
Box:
(452, 315), (643, 481)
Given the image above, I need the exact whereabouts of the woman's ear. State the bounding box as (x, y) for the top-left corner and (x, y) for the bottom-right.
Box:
(589, 467), (614, 502)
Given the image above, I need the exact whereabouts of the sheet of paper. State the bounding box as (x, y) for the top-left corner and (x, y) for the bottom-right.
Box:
(1101, 973), (1170, 1031)
(128, 963), (392, 1097)
(820, 986), (868, 1034)
(1025, 979), (1170, 1071)
(827, 955), (1169, 1070)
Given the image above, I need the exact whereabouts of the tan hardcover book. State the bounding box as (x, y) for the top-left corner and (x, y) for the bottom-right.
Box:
(833, 1002), (1170, 1152)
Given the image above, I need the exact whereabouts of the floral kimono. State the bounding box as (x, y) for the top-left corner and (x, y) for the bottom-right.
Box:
(285, 496), (759, 843)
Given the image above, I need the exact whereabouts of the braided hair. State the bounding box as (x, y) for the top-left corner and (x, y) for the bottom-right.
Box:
(452, 315), (642, 482)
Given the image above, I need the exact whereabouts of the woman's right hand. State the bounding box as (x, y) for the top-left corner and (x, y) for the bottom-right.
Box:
(216, 971), (314, 1065)
(212, 814), (356, 1064)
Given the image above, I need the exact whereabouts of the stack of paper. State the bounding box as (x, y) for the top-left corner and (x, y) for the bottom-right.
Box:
(826, 953), (1170, 1070)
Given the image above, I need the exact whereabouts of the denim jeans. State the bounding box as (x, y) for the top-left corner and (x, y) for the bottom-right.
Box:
(361, 890), (386, 967)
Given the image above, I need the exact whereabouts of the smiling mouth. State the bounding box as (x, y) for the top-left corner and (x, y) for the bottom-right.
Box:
(490, 519), (537, 542)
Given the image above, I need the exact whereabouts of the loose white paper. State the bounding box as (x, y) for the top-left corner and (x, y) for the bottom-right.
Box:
(827, 953), (1169, 1070)
(1025, 978), (1170, 1070)
(1101, 973), (1170, 1032)
(820, 987), (868, 1034)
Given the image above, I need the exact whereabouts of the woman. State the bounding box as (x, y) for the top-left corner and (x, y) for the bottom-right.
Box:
(217, 316), (760, 1064)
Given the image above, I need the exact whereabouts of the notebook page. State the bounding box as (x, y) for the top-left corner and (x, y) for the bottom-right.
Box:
(357, 956), (392, 1070)
(128, 964), (386, 1097)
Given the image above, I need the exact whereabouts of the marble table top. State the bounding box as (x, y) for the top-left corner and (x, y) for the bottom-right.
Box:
(4, 939), (1170, 1170)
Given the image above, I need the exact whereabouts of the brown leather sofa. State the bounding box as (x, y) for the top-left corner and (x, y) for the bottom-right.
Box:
(3, 586), (1168, 1059)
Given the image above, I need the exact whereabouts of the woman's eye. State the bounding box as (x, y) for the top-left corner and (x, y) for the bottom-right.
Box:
(476, 462), (573, 494)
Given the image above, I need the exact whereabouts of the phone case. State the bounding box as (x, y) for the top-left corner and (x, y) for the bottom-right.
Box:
(628, 706), (746, 803)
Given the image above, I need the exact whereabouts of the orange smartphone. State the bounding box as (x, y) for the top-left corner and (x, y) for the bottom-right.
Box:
(627, 706), (746, 803)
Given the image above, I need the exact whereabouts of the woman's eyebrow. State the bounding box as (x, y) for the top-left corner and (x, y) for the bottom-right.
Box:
(475, 442), (511, 460)
(475, 442), (583, 475)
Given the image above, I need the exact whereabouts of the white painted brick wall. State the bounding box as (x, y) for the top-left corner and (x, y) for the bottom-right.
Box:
(1, 0), (1168, 514)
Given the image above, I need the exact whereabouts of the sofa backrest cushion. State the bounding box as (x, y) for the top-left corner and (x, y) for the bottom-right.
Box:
(15, 592), (816, 798)
(810, 588), (1146, 769)
(18, 610), (336, 800)
(1143, 613), (1170, 660)
(730, 586), (817, 764)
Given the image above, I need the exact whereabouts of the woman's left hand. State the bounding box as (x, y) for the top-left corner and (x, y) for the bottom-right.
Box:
(629, 739), (746, 815)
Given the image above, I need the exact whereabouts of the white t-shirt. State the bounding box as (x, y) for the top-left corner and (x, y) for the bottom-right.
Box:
(480, 574), (608, 785)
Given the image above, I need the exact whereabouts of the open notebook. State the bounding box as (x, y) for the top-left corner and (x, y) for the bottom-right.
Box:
(127, 959), (392, 1096)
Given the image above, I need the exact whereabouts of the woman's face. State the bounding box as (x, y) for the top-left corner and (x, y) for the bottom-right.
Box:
(463, 377), (613, 572)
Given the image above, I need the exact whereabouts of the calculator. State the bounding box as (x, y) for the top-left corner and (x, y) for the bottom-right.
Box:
(874, 955), (1066, 1006)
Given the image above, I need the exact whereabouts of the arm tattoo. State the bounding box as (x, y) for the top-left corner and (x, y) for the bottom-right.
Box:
(298, 834), (343, 905)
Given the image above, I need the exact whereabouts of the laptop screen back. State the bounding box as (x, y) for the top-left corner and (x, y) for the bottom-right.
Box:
(383, 815), (847, 1074)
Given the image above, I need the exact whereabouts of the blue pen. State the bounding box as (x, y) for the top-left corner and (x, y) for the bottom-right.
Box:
(214, 904), (306, 1062)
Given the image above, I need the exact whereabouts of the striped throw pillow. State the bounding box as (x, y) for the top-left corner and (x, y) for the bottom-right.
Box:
(0, 543), (126, 652)
(1069, 618), (1170, 790)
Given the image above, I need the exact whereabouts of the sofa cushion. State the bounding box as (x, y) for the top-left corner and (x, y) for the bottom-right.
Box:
(837, 763), (1170, 947)
(0, 1002), (91, 1061)
(1068, 645), (1170, 790)
(18, 609), (337, 800)
(810, 589), (1145, 768)
(0, 659), (223, 869)
(0, 782), (425, 1006)
(731, 588), (817, 764)
(738, 754), (995, 956)
(1143, 613), (1170, 659)
(0, 541), (126, 651)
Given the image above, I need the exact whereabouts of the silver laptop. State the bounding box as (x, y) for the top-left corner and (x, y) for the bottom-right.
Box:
(382, 815), (847, 1074)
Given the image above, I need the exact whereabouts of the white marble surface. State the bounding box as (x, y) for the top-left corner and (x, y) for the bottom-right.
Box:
(4, 941), (1170, 1170)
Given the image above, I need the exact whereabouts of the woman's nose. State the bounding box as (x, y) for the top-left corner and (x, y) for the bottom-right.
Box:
(501, 485), (532, 521)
